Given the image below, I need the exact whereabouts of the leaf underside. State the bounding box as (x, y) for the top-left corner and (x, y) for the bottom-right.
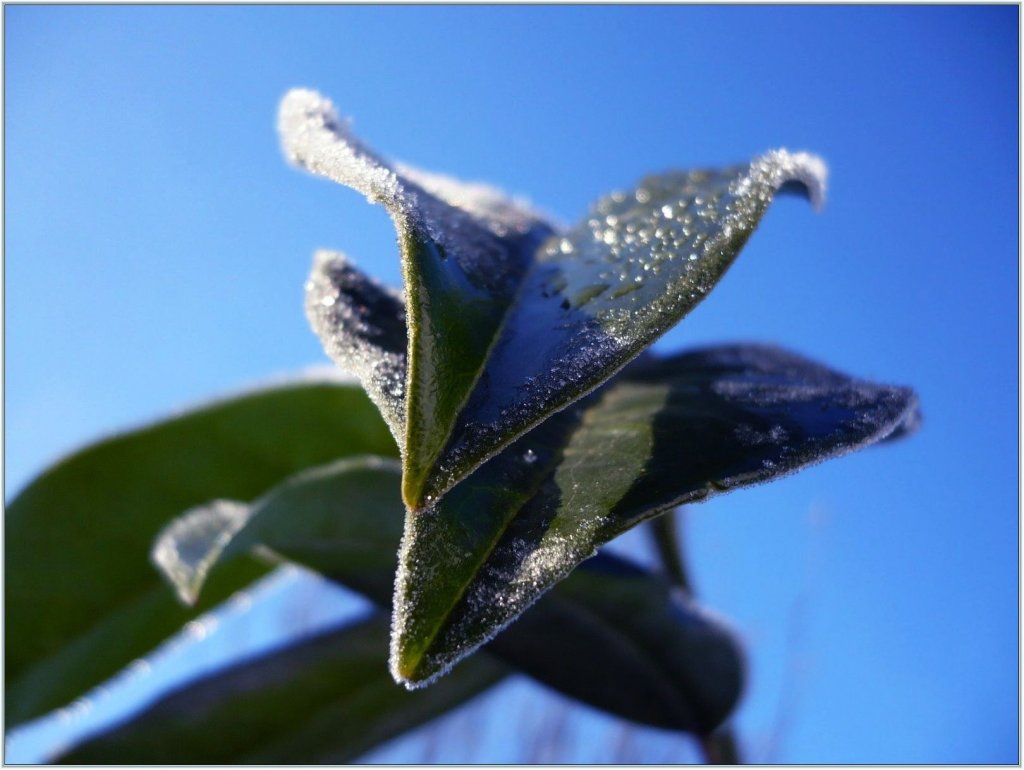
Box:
(151, 457), (744, 736)
(56, 614), (507, 765)
(281, 88), (828, 510)
(5, 378), (397, 726)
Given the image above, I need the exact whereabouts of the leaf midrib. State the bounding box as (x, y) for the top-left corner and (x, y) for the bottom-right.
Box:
(399, 446), (560, 679)
(412, 175), (769, 506)
(401, 223), (556, 508)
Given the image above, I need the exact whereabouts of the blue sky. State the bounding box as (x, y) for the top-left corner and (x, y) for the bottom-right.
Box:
(6, 5), (1018, 763)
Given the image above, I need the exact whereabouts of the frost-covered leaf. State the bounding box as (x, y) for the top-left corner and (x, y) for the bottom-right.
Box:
(300, 252), (915, 689)
(153, 500), (252, 606)
(280, 88), (827, 509)
(392, 344), (918, 686)
(305, 250), (408, 440)
(5, 377), (396, 726)
(158, 457), (744, 734)
(56, 614), (507, 765)
(154, 457), (404, 609)
(280, 88), (553, 510)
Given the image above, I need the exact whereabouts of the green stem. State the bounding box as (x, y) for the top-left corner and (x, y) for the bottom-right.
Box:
(649, 510), (694, 595)
(649, 509), (743, 766)
(700, 730), (741, 765)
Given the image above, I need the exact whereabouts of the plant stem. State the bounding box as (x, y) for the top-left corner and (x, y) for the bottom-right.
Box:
(649, 509), (695, 595)
(649, 509), (743, 766)
(700, 730), (741, 765)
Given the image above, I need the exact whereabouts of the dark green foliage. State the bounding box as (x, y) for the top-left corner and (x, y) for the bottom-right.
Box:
(5, 89), (919, 763)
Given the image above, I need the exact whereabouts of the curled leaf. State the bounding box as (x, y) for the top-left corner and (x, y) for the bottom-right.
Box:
(281, 88), (827, 509)
(152, 500), (251, 605)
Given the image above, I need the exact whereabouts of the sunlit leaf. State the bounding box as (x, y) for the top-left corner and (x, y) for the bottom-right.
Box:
(280, 88), (827, 509)
(5, 377), (397, 726)
(300, 251), (917, 689)
(156, 456), (744, 734)
(392, 344), (918, 686)
(56, 614), (507, 765)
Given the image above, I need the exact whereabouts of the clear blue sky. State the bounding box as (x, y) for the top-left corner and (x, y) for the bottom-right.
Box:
(6, 5), (1018, 763)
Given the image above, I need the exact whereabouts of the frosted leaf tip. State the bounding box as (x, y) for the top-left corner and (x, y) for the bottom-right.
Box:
(777, 150), (828, 212)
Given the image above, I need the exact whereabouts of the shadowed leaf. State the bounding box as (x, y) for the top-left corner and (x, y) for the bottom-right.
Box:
(5, 377), (397, 726)
(304, 250), (408, 440)
(56, 614), (507, 765)
(280, 88), (827, 510)
(155, 456), (744, 734)
(487, 555), (743, 734)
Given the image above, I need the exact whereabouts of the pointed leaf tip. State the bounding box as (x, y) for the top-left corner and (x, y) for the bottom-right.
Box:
(402, 147), (832, 505)
(391, 345), (918, 686)
(282, 89), (832, 512)
(759, 149), (828, 211)
(277, 88), (403, 211)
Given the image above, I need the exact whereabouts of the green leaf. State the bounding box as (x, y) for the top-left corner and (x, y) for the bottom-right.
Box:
(392, 344), (919, 686)
(156, 456), (404, 609)
(486, 555), (743, 734)
(300, 254), (916, 688)
(304, 250), (408, 440)
(156, 457), (744, 734)
(55, 614), (507, 765)
(5, 376), (397, 726)
(280, 88), (827, 509)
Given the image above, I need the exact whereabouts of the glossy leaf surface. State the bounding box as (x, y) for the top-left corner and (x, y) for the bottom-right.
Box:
(5, 377), (397, 726)
(281, 88), (827, 509)
(57, 614), (507, 764)
(393, 344), (919, 685)
(156, 457), (744, 734)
